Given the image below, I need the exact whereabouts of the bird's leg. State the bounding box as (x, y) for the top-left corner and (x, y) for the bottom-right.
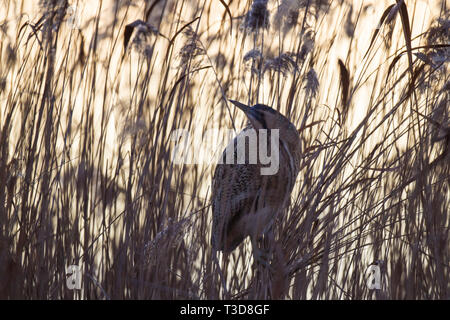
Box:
(261, 224), (275, 255)
(251, 235), (274, 299)
(251, 236), (273, 272)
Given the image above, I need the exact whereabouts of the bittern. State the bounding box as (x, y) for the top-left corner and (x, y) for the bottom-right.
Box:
(211, 100), (301, 263)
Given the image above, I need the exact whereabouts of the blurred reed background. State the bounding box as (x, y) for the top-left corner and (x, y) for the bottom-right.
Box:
(0, 0), (448, 299)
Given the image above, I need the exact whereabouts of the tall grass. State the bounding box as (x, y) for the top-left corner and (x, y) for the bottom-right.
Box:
(0, 0), (448, 299)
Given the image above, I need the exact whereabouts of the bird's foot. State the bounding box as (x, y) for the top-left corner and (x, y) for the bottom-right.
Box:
(252, 247), (274, 273)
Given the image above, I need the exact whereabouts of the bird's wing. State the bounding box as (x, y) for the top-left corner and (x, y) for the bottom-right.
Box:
(211, 129), (262, 251)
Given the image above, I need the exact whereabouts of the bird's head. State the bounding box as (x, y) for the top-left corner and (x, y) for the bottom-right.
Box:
(229, 99), (300, 144)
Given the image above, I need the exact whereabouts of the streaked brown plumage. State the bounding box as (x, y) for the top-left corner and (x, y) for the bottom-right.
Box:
(211, 100), (301, 257)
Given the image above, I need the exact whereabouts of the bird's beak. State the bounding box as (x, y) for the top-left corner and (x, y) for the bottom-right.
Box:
(229, 100), (252, 114)
(229, 99), (265, 130)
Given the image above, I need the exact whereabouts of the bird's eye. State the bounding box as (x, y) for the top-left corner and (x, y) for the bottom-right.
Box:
(255, 112), (268, 129)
